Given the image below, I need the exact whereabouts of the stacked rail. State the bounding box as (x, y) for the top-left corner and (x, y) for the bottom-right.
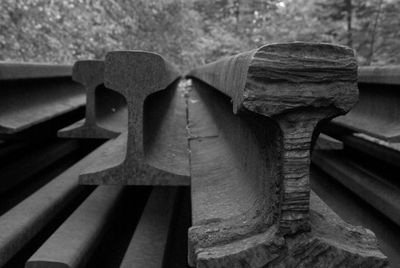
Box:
(0, 62), (190, 268)
(313, 66), (400, 267)
(0, 58), (400, 267)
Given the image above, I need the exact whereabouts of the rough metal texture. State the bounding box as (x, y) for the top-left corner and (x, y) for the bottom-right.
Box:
(187, 80), (283, 267)
(79, 51), (190, 185)
(271, 191), (388, 268)
(333, 66), (400, 142)
(187, 42), (387, 267)
(58, 60), (127, 139)
(189, 42), (358, 236)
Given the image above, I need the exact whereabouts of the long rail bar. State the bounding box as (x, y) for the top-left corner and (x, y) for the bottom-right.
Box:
(0, 137), (118, 266)
(1, 56), (400, 267)
(26, 186), (124, 268)
(0, 62), (72, 80)
(0, 62), (85, 137)
(119, 187), (179, 268)
(332, 66), (400, 141)
(187, 43), (387, 267)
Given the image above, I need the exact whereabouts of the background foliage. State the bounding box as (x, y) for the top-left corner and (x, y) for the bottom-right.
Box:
(1, 0), (399, 71)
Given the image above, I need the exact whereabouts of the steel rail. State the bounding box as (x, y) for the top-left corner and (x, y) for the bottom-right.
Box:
(58, 60), (127, 139)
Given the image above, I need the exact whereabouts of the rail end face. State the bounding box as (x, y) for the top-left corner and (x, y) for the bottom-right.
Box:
(104, 51), (180, 97)
(242, 42), (358, 116)
(72, 60), (104, 87)
(79, 51), (188, 185)
(240, 42), (359, 236)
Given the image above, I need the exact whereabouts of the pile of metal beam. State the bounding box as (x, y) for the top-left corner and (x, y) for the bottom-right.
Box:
(0, 61), (190, 268)
(313, 66), (400, 267)
(0, 45), (399, 268)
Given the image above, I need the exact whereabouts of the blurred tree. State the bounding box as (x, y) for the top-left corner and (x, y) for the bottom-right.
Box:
(315, 0), (400, 65)
(0, 0), (399, 68)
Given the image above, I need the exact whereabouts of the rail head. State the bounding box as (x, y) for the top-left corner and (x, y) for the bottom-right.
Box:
(189, 42), (358, 115)
(0, 62), (72, 80)
(104, 51), (180, 98)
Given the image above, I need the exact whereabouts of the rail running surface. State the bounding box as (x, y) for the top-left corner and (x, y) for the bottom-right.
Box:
(0, 50), (400, 268)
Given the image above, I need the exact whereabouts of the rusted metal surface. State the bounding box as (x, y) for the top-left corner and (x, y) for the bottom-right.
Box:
(79, 51), (190, 185)
(188, 42), (358, 236)
(187, 43), (387, 267)
(58, 60), (127, 139)
(1, 53), (400, 267)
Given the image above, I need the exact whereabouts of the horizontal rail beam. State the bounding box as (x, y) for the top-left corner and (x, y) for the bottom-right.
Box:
(312, 150), (400, 226)
(358, 66), (400, 85)
(26, 186), (124, 268)
(120, 187), (179, 268)
(0, 62), (72, 80)
(332, 66), (400, 141)
(322, 123), (400, 168)
(0, 78), (85, 136)
(311, 166), (400, 266)
(0, 139), (110, 266)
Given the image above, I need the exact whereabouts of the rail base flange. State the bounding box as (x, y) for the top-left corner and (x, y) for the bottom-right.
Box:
(190, 191), (388, 268)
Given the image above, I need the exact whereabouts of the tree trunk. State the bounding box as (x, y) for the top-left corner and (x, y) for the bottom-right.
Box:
(346, 0), (353, 48)
(367, 0), (384, 65)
